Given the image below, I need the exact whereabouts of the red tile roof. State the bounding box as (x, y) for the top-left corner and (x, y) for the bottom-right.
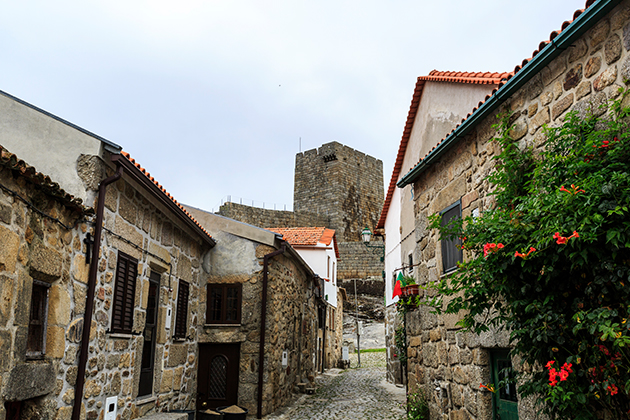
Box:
(267, 227), (340, 258)
(420, 70), (511, 85)
(121, 151), (213, 241)
(397, 0), (594, 189)
(0, 144), (89, 214)
(377, 71), (509, 229)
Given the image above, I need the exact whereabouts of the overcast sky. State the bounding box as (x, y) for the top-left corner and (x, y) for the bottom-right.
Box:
(1, 0), (587, 212)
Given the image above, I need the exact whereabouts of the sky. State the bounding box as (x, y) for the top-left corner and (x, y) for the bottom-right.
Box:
(1, 0), (587, 213)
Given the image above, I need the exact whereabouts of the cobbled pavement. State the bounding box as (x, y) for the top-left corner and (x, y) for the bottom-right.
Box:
(263, 352), (406, 420)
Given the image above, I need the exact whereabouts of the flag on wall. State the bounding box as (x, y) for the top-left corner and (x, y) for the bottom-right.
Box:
(392, 272), (406, 299)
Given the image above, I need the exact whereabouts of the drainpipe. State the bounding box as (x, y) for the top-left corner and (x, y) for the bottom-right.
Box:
(72, 161), (123, 420)
(321, 304), (326, 374)
(257, 244), (286, 419)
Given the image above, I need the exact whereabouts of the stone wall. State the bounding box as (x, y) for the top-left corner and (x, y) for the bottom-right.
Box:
(97, 167), (210, 419)
(325, 290), (345, 369)
(198, 241), (320, 417)
(294, 142), (384, 243)
(405, 2), (630, 419)
(336, 241), (384, 284)
(384, 305), (404, 385)
(0, 149), (212, 420)
(0, 162), (86, 420)
(217, 202), (330, 230)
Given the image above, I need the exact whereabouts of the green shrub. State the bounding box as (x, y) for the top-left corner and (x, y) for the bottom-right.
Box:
(425, 89), (630, 418)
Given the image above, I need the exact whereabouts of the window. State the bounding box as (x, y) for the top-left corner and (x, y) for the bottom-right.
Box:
(111, 251), (138, 334)
(27, 280), (50, 357)
(407, 252), (414, 275)
(174, 279), (189, 339)
(440, 201), (463, 273)
(206, 284), (242, 325)
(332, 262), (336, 285)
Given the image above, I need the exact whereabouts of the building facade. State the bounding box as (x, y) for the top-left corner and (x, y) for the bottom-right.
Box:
(378, 71), (509, 385)
(395, 0), (630, 418)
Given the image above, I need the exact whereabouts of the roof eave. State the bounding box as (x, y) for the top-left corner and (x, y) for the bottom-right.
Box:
(397, 0), (621, 188)
(111, 154), (216, 247)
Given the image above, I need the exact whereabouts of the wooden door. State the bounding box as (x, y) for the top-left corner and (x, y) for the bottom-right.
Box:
(197, 343), (240, 410)
(491, 349), (519, 420)
(138, 271), (160, 397)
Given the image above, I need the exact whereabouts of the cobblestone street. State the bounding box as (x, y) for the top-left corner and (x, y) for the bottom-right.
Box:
(263, 352), (406, 420)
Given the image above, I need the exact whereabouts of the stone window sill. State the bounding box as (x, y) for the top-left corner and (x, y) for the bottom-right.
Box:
(108, 332), (134, 339)
(136, 396), (156, 406)
(204, 324), (242, 328)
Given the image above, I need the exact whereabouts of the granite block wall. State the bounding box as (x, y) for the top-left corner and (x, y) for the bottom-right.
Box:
(406, 2), (630, 419)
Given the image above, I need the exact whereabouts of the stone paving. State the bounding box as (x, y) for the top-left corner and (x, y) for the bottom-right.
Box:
(263, 352), (406, 420)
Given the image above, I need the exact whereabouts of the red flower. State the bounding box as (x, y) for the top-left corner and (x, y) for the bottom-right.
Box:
(483, 243), (504, 257)
(598, 345), (610, 356)
(608, 384), (619, 396)
(515, 247), (536, 259)
(562, 363), (573, 374)
(553, 231), (578, 245)
(559, 369), (569, 381)
(545, 361), (555, 369)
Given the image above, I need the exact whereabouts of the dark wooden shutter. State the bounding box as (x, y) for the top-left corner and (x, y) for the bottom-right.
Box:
(174, 279), (189, 339)
(441, 202), (463, 273)
(111, 252), (138, 334)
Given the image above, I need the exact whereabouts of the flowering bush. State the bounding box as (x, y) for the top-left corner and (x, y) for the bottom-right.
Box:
(426, 89), (630, 418)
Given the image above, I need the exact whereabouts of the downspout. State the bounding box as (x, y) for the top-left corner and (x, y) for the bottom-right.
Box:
(321, 304), (327, 374)
(72, 161), (123, 420)
(257, 244), (286, 419)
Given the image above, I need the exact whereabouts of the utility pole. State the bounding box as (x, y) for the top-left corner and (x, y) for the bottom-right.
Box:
(354, 278), (361, 367)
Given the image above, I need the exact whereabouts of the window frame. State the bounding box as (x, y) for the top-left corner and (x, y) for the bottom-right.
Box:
(440, 200), (463, 274)
(26, 280), (50, 359)
(111, 251), (138, 334)
(174, 279), (189, 339)
(206, 283), (242, 325)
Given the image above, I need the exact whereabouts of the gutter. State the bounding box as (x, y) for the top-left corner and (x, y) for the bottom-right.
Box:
(72, 162), (124, 420)
(257, 243), (287, 419)
(397, 0), (621, 188)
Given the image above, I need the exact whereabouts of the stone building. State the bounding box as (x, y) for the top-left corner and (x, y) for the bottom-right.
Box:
(184, 208), (326, 417)
(266, 227), (344, 370)
(0, 89), (325, 420)
(218, 141), (385, 296)
(394, 0), (630, 418)
(377, 71), (509, 386)
(0, 136), (215, 420)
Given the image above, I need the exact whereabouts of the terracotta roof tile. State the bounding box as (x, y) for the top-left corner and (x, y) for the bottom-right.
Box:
(267, 227), (340, 259)
(377, 69), (509, 229)
(0, 144), (89, 214)
(399, 1), (593, 186)
(120, 151), (213, 241)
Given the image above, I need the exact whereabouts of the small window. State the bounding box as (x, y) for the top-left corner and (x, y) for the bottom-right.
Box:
(407, 253), (414, 275)
(441, 201), (463, 273)
(332, 262), (336, 285)
(27, 280), (50, 358)
(111, 252), (138, 334)
(174, 279), (189, 339)
(206, 284), (242, 325)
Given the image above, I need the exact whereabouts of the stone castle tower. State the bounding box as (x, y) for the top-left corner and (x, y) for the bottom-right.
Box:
(294, 142), (383, 243)
(218, 141), (384, 292)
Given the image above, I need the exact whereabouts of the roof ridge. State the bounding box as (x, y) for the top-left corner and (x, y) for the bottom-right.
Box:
(397, 0), (597, 188)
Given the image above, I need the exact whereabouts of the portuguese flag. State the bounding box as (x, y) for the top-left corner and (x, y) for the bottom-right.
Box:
(392, 272), (407, 299)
